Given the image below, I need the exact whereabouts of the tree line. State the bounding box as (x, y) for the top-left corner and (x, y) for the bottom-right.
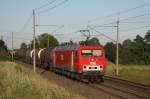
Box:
(20, 33), (59, 49)
(105, 30), (150, 65)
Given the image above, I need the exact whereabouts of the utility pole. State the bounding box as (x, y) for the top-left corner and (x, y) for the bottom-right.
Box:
(12, 32), (14, 61)
(33, 9), (36, 73)
(116, 20), (119, 76)
(47, 35), (49, 48)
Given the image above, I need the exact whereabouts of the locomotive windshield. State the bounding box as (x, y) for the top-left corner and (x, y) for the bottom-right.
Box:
(82, 49), (102, 56)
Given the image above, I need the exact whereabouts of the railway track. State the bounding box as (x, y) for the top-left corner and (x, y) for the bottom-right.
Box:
(89, 76), (150, 99)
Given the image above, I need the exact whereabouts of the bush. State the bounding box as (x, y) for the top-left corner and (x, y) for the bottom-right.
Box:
(0, 50), (11, 61)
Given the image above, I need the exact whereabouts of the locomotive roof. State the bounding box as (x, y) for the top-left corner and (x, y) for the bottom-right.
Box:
(53, 44), (103, 51)
(54, 44), (80, 51)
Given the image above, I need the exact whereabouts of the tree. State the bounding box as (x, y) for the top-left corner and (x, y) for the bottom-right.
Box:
(38, 33), (59, 48)
(144, 30), (150, 43)
(0, 40), (10, 60)
(28, 33), (59, 49)
(89, 37), (100, 45)
(0, 40), (7, 51)
(143, 31), (150, 64)
(120, 39), (136, 64)
(105, 42), (116, 63)
(29, 38), (40, 49)
(20, 42), (27, 49)
(133, 35), (147, 64)
(122, 39), (132, 47)
(134, 35), (145, 44)
(69, 40), (74, 45)
(87, 37), (100, 45)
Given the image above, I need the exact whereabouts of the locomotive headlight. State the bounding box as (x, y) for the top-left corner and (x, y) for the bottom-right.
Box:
(83, 65), (104, 71)
(99, 65), (103, 71)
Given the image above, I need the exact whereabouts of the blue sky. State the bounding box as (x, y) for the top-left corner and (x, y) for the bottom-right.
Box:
(0, 0), (150, 49)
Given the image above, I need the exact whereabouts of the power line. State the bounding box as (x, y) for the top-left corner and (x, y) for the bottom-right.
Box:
(35, 0), (57, 10)
(19, 13), (32, 33)
(14, 32), (33, 35)
(4, 35), (31, 41)
(36, 24), (64, 27)
(88, 26), (116, 42)
(36, 0), (68, 15)
(35, 24), (64, 36)
(93, 12), (150, 29)
(51, 25), (64, 33)
(120, 12), (150, 22)
(18, 0), (58, 33)
(121, 21), (150, 23)
(120, 25), (149, 32)
(88, 2), (150, 23)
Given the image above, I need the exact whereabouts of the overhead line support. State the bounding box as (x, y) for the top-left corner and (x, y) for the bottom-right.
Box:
(12, 32), (14, 62)
(116, 20), (119, 76)
(33, 9), (36, 73)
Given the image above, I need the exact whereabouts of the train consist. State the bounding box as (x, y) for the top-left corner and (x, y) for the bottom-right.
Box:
(15, 43), (106, 82)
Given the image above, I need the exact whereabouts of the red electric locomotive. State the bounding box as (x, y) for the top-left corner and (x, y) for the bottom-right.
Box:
(51, 44), (106, 82)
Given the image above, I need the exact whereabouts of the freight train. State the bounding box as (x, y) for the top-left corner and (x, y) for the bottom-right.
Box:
(15, 43), (106, 82)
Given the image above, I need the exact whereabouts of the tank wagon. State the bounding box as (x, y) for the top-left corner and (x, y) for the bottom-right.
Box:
(15, 44), (106, 82)
(37, 48), (53, 68)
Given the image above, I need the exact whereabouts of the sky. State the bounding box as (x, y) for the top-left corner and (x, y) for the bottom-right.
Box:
(0, 0), (150, 49)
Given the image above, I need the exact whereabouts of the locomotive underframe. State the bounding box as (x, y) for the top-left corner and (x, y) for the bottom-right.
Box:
(52, 64), (104, 83)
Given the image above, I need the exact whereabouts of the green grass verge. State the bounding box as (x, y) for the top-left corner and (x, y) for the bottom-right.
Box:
(0, 51), (11, 61)
(0, 61), (84, 99)
(106, 61), (150, 85)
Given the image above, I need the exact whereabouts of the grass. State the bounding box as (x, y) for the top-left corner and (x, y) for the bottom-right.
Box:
(0, 61), (84, 99)
(106, 61), (150, 85)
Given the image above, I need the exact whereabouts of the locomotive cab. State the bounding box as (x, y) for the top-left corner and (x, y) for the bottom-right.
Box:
(78, 45), (106, 81)
(81, 49), (104, 72)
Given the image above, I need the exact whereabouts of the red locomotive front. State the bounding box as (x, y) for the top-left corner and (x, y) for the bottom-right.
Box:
(77, 45), (106, 81)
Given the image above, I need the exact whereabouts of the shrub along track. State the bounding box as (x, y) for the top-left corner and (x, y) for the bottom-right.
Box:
(17, 62), (150, 99)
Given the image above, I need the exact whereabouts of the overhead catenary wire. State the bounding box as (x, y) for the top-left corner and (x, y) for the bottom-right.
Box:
(18, 0), (57, 33)
(36, 0), (68, 15)
(51, 25), (64, 33)
(88, 2), (150, 23)
(93, 12), (150, 29)
(35, 24), (64, 27)
(35, 0), (57, 10)
(120, 25), (149, 32)
(88, 26), (116, 42)
(120, 12), (150, 22)
(18, 0), (67, 34)
(18, 13), (32, 33)
(120, 21), (150, 23)
(3, 35), (31, 41)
